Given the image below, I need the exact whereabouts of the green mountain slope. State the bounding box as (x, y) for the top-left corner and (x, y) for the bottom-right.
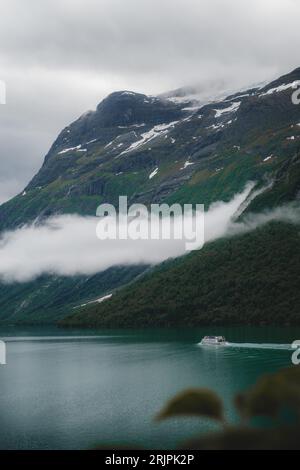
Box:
(0, 265), (146, 325)
(62, 223), (300, 327)
(0, 67), (300, 324)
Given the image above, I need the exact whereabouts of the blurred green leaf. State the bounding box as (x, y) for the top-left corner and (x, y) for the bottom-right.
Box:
(156, 388), (224, 422)
(235, 366), (300, 420)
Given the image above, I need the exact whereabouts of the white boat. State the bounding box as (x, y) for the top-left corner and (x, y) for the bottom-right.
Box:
(200, 336), (228, 346)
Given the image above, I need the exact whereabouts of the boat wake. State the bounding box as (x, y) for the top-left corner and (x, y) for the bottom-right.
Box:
(226, 342), (292, 351)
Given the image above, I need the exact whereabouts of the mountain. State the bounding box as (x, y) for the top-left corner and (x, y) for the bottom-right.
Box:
(2, 67), (300, 229)
(0, 67), (300, 324)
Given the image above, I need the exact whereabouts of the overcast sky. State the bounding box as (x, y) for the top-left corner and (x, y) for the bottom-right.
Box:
(0, 0), (299, 204)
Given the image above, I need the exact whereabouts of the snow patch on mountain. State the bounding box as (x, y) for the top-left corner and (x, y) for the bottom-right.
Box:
(213, 101), (241, 118)
(149, 167), (159, 179)
(260, 80), (300, 97)
(118, 121), (179, 156)
(180, 160), (194, 170)
(58, 145), (87, 155)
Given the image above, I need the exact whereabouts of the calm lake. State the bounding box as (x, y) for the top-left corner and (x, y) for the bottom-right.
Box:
(0, 326), (298, 449)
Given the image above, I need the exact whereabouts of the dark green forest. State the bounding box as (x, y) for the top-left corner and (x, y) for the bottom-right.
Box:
(63, 222), (300, 327)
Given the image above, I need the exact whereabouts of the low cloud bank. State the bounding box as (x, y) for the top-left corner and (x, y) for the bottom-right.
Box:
(0, 184), (299, 283)
(229, 205), (300, 236)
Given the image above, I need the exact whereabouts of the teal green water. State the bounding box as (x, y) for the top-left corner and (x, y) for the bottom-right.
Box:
(0, 326), (298, 450)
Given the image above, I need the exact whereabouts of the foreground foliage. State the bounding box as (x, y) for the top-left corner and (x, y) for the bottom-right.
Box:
(156, 366), (300, 449)
(94, 366), (300, 450)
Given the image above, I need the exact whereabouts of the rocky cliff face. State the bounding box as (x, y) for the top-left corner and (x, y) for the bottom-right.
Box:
(1, 67), (300, 232)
